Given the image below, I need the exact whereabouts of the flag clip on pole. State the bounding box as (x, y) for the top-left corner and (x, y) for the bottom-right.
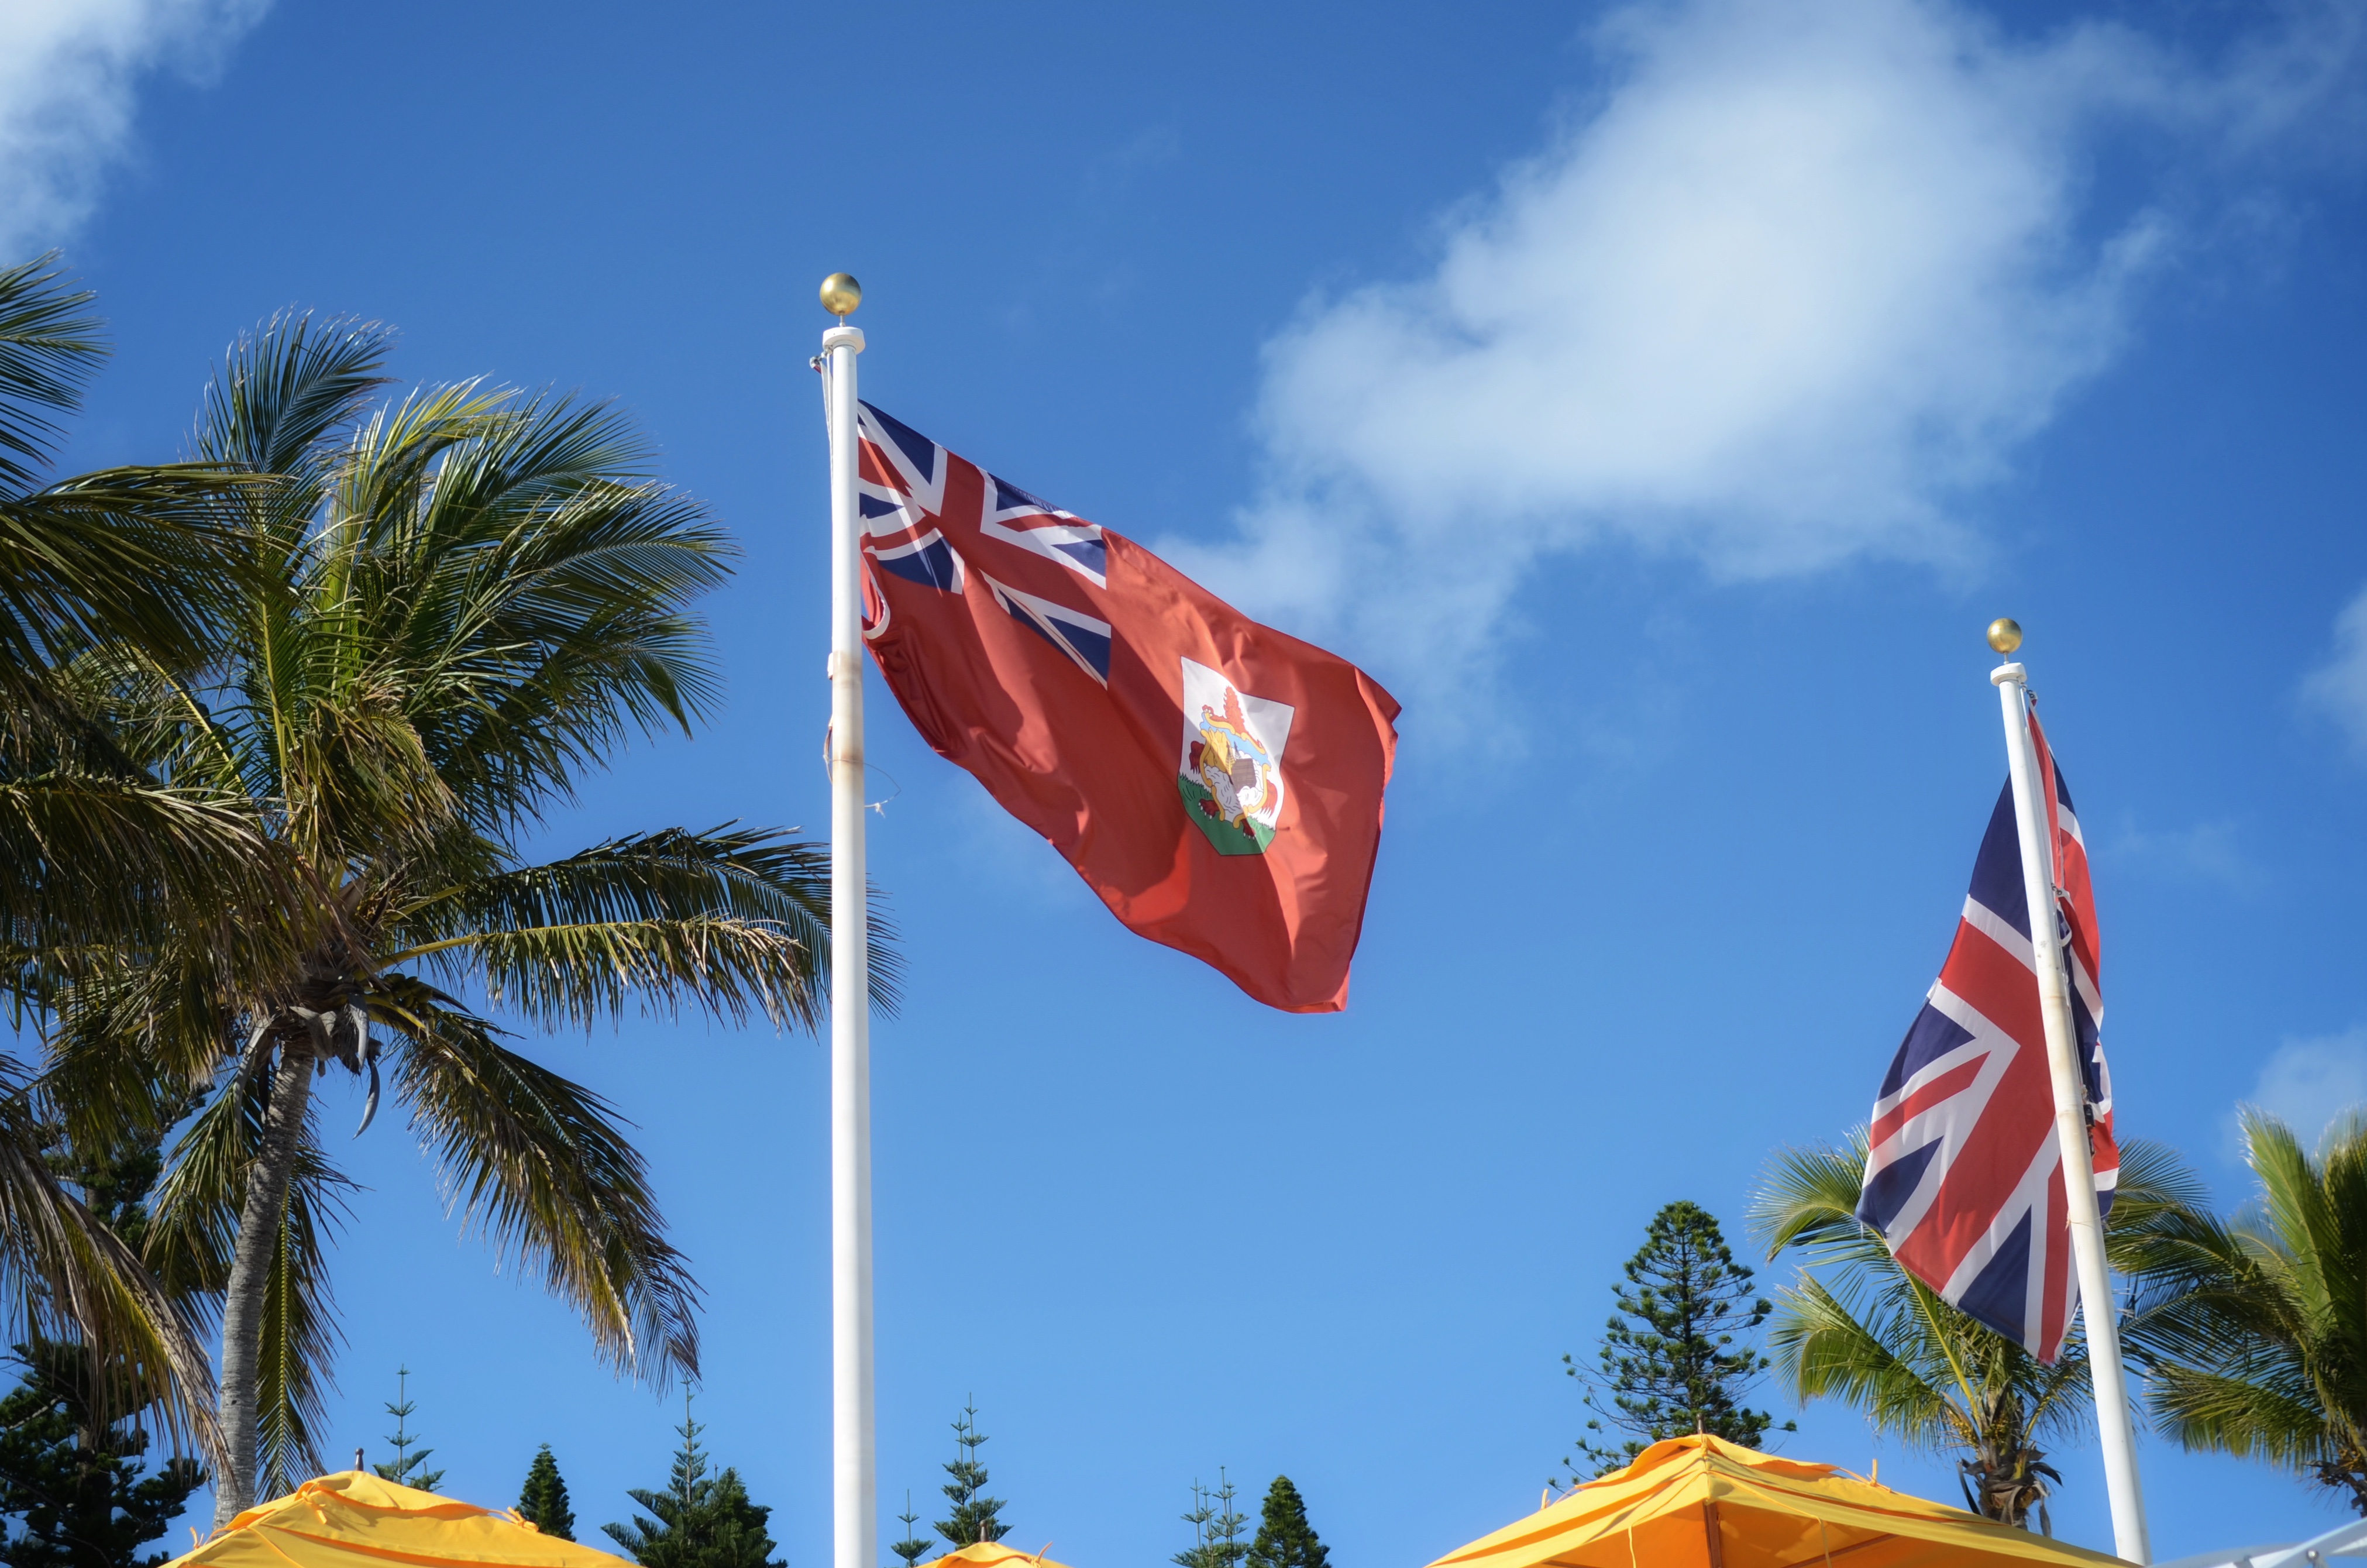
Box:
(1988, 623), (2149, 1565)
(818, 272), (875, 1568)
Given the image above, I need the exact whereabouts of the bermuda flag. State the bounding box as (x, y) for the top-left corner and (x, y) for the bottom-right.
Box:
(1857, 709), (2119, 1362)
(852, 403), (1399, 1013)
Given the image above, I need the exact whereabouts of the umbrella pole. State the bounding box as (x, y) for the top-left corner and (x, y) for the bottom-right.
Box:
(1994, 660), (2149, 1564)
(823, 308), (876, 1568)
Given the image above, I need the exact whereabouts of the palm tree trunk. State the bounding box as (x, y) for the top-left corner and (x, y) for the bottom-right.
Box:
(213, 1028), (314, 1528)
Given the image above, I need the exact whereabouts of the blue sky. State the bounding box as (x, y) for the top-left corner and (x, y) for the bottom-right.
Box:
(7, 0), (2367, 1560)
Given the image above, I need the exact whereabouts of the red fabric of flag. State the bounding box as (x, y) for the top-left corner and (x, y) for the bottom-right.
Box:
(852, 402), (1399, 1013)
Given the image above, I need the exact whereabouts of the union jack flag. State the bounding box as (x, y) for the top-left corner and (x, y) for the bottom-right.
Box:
(1858, 709), (2118, 1363)
(857, 402), (1113, 681)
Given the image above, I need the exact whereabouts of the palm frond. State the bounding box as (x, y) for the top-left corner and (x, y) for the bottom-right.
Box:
(445, 917), (821, 1039)
(0, 1055), (220, 1463)
(2113, 1139), (2214, 1225)
(352, 395), (734, 830)
(2151, 1361), (2330, 1468)
(382, 825), (890, 1031)
(0, 255), (102, 491)
(0, 473), (260, 682)
(2241, 1110), (2338, 1323)
(195, 313), (395, 482)
(37, 960), (230, 1169)
(1751, 1131), (1896, 1275)
(253, 1143), (348, 1496)
(2120, 1201), (2274, 1368)
(0, 769), (276, 972)
(0, 260), (266, 684)
(280, 686), (461, 869)
(1770, 1274), (1963, 1447)
(2117, 1108), (2367, 1500)
(145, 1055), (258, 1305)
(389, 995), (699, 1385)
(398, 824), (826, 934)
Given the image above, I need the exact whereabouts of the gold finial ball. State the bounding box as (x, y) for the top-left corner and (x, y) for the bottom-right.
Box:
(1986, 617), (2024, 656)
(819, 273), (862, 317)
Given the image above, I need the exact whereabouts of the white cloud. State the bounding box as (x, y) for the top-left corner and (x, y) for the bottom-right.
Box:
(0, 0), (269, 262)
(2237, 1027), (2367, 1158)
(1172, 0), (2358, 695)
(2303, 585), (2367, 755)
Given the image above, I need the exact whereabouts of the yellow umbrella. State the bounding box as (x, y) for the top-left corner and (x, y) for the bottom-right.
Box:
(1425, 1436), (2131, 1568)
(924, 1545), (1078, 1568)
(167, 1472), (636, 1568)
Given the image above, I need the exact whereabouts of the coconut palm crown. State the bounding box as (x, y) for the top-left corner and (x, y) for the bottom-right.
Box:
(2120, 1109), (2367, 1515)
(40, 314), (888, 1522)
(1753, 1130), (2202, 1532)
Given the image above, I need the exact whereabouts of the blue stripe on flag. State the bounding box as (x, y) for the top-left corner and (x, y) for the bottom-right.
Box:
(862, 402), (938, 486)
(1878, 1003), (1975, 1101)
(1857, 1137), (1943, 1234)
(1955, 1208), (2035, 1350)
(1967, 783), (2030, 938)
(1052, 536), (1107, 578)
(1006, 599), (1113, 680)
(875, 537), (960, 593)
(1057, 617), (1112, 679)
(993, 475), (1053, 514)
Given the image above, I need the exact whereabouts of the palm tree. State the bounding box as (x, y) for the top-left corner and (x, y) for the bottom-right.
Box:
(2118, 1109), (2367, 1515)
(42, 312), (886, 1523)
(1, 255), (271, 943)
(1752, 1132), (2203, 1531)
(0, 254), (289, 1457)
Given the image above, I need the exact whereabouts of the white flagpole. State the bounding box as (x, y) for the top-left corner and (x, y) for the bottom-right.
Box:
(1988, 623), (2149, 1564)
(819, 273), (875, 1568)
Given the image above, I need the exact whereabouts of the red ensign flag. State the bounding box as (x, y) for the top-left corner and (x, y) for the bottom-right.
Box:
(853, 403), (1399, 1013)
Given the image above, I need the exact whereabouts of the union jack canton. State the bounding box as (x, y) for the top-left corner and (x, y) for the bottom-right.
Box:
(856, 401), (1113, 682)
(1857, 711), (2119, 1363)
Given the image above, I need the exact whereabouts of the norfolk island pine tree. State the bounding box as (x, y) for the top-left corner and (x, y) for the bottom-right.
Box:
(604, 1397), (783, 1568)
(0, 1342), (202, 1568)
(1247, 1477), (1327, 1568)
(1561, 1200), (1792, 1484)
(891, 1491), (930, 1568)
(371, 1366), (442, 1493)
(519, 1445), (575, 1541)
(1174, 1473), (1247, 1568)
(934, 1403), (1007, 1548)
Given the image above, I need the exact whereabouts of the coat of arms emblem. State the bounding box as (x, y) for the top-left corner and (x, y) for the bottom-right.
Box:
(1176, 658), (1295, 856)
